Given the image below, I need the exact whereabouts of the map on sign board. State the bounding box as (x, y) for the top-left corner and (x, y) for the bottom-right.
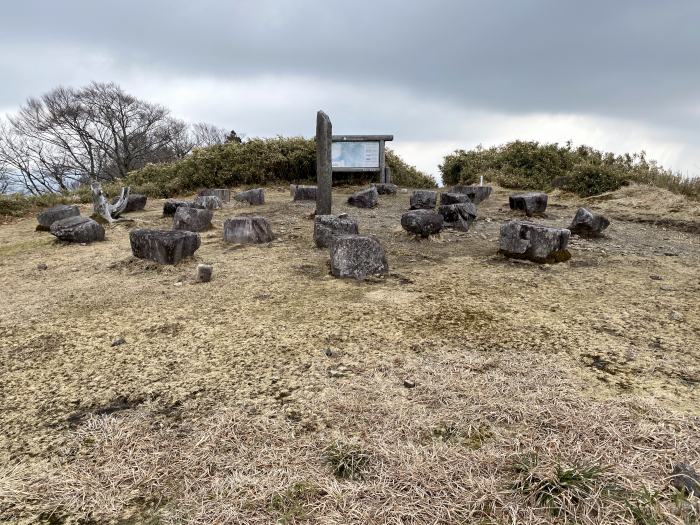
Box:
(332, 141), (380, 168)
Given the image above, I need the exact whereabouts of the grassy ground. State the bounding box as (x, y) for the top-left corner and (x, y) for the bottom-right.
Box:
(1, 184), (699, 524)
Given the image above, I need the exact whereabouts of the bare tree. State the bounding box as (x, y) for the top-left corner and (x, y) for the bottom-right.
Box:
(191, 122), (228, 148)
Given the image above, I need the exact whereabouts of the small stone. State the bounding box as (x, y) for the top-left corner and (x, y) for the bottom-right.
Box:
(172, 207), (213, 232)
(292, 185), (317, 201)
(403, 379), (416, 389)
(373, 183), (398, 195)
(314, 214), (359, 248)
(50, 216), (105, 243)
(223, 216), (274, 244)
(36, 205), (80, 231)
(509, 192), (548, 216)
(36, 263), (48, 271)
(193, 195), (223, 210)
(569, 208), (610, 237)
(499, 220), (571, 263)
(196, 264), (213, 283)
(234, 188), (265, 205)
(111, 337), (126, 347)
(409, 190), (437, 210)
(670, 310), (684, 321)
(401, 209), (444, 237)
(324, 348), (333, 357)
(330, 235), (389, 279)
(670, 463), (700, 496)
(347, 187), (379, 208)
(650, 275), (663, 281)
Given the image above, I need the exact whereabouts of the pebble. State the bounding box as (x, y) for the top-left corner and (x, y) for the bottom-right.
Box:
(649, 275), (663, 280)
(670, 311), (684, 322)
(36, 263), (48, 271)
(111, 337), (126, 347)
(403, 379), (417, 389)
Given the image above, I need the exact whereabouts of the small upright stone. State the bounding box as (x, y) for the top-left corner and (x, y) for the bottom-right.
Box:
(314, 214), (359, 248)
(438, 201), (477, 231)
(111, 194), (147, 212)
(196, 264), (213, 283)
(440, 192), (471, 206)
(373, 183), (398, 195)
(330, 235), (389, 279)
(410, 190), (437, 210)
(50, 216), (105, 243)
(509, 192), (548, 216)
(568, 208), (610, 237)
(316, 110), (333, 215)
(292, 185), (318, 201)
(499, 220), (570, 263)
(36, 204), (80, 231)
(401, 209), (444, 238)
(451, 185), (493, 204)
(130, 229), (201, 264)
(173, 207), (213, 232)
(347, 187), (379, 208)
(234, 188), (265, 205)
(163, 200), (193, 216)
(193, 195), (223, 210)
(223, 217), (273, 244)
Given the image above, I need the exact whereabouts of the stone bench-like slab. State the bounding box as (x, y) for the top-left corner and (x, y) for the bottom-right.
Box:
(451, 185), (492, 204)
(173, 207), (213, 232)
(193, 195), (223, 210)
(314, 214), (359, 248)
(347, 187), (379, 208)
(438, 201), (477, 231)
(499, 220), (570, 263)
(234, 188), (265, 205)
(292, 185), (317, 201)
(163, 200), (194, 216)
(50, 216), (105, 243)
(410, 190), (437, 210)
(569, 208), (610, 237)
(509, 192), (548, 216)
(130, 229), (201, 264)
(440, 192), (472, 206)
(330, 235), (389, 279)
(36, 204), (80, 231)
(223, 217), (273, 244)
(198, 188), (231, 203)
(401, 209), (444, 237)
(111, 194), (147, 212)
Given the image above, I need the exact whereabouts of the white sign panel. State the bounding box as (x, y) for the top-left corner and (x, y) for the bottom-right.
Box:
(332, 141), (380, 168)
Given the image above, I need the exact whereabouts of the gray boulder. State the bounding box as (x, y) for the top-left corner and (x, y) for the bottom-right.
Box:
(193, 195), (223, 210)
(314, 214), (359, 248)
(50, 216), (105, 243)
(499, 220), (571, 263)
(451, 185), (493, 204)
(37, 204), (80, 231)
(111, 194), (147, 212)
(568, 208), (610, 237)
(234, 188), (265, 205)
(409, 190), (437, 210)
(130, 229), (201, 264)
(347, 187), (379, 208)
(438, 202), (477, 231)
(509, 192), (548, 216)
(198, 188), (230, 203)
(373, 183), (398, 195)
(173, 207), (213, 232)
(292, 185), (317, 201)
(401, 209), (444, 237)
(330, 235), (389, 279)
(163, 200), (193, 216)
(440, 192), (472, 206)
(223, 216), (273, 244)
(670, 463), (700, 497)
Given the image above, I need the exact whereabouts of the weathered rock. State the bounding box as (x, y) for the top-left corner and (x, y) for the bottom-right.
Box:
(568, 207), (610, 237)
(111, 337), (126, 347)
(451, 185), (493, 204)
(50, 216), (105, 243)
(509, 192), (548, 216)
(292, 185), (317, 201)
(193, 195), (223, 210)
(401, 209), (444, 237)
(670, 463), (700, 496)
(198, 188), (230, 203)
(316, 111), (332, 215)
(129, 229), (201, 264)
(223, 216), (273, 244)
(234, 188), (265, 205)
(499, 220), (571, 263)
(196, 264), (213, 283)
(347, 187), (379, 208)
(409, 190), (437, 210)
(36, 263), (48, 271)
(438, 202), (477, 231)
(163, 200), (193, 216)
(329, 235), (389, 279)
(173, 207), (213, 232)
(373, 183), (398, 195)
(36, 205), (80, 231)
(314, 214), (359, 248)
(111, 194), (147, 212)
(440, 192), (472, 206)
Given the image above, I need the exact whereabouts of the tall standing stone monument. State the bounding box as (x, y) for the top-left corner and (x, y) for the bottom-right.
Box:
(316, 110), (332, 215)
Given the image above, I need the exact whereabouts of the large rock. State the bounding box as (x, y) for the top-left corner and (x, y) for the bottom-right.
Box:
(438, 202), (477, 231)
(373, 183), (398, 195)
(111, 194), (147, 212)
(409, 190), (437, 210)
(173, 207), (213, 232)
(223, 216), (273, 244)
(314, 214), (359, 248)
(292, 185), (317, 201)
(36, 205), (80, 231)
(130, 229), (201, 264)
(193, 195), (223, 210)
(234, 188), (265, 205)
(568, 207), (610, 237)
(509, 192), (548, 216)
(451, 185), (493, 204)
(401, 209), (444, 237)
(440, 192), (471, 206)
(198, 188), (230, 203)
(50, 216), (105, 243)
(347, 187), (379, 208)
(499, 220), (571, 263)
(163, 200), (193, 216)
(330, 235), (389, 279)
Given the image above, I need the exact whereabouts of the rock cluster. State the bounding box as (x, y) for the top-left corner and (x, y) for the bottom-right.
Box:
(314, 214), (359, 248)
(499, 220), (570, 263)
(330, 235), (388, 279)
(223, 216), (273, 244)
(130, 229), (201, 264)
(509, 192), (548, 216)
(347, 187), (379, 208)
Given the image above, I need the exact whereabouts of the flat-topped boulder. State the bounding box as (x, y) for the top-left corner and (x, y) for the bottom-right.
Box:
(438, 202), (477, 231)
(111, 194), (147, 212)
(569, 207), (610, 237)
(292, 185), (317, 201)
(193, 195), (223, 210)
(223, 216), (273, 244)
(373, 183), (398, 195)
(314, 214), (359, 248)
(509, 192), (548, 216)
(330, 235), (389, 279)
(50, 216), (105, 243)
(198, 188), (230, 203)
(451, 185), (492, 204)
(440, 192), (472, 206)
(37, 204), (80, 231)
(234, 188), (265, 205)
(347, 187), (379, 208)
(163, 200), (193, 216)
(499, 220), (571, 263)
(130, 229), (200, 264)
(410, 190), (437, 210)
(401, 209), (444, 237)
(173, 207), (213, 232)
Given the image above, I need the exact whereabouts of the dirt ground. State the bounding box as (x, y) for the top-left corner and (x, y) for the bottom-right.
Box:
(1, 183), (699, 524)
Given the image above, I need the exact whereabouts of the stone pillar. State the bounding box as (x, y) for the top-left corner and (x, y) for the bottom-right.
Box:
(316, 110), (332, 215)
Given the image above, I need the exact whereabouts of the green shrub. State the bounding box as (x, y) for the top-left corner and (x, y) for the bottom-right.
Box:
(560, 162), (626, 197)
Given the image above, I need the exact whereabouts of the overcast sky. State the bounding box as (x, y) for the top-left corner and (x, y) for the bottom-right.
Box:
(1, 0), (699, 180)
